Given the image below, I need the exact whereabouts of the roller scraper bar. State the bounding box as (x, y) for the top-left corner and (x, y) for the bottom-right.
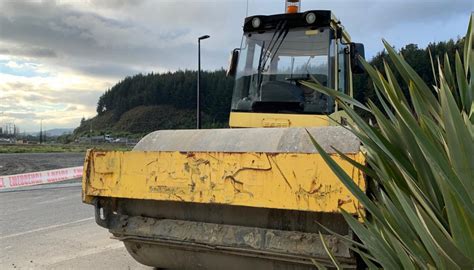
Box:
(133, 126), (360, 154)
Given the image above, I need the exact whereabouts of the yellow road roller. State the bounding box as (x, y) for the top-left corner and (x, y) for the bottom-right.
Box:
(82, 2), (367, 269)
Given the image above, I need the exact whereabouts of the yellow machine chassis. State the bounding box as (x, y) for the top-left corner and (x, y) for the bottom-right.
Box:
(228, 111), (350, 128)
(83, 149), (365, 215)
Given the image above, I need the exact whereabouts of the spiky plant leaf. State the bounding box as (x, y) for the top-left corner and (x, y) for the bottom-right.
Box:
(305, 14), (474, 269)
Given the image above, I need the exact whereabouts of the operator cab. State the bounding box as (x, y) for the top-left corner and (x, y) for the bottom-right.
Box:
(227, 9), (365, 127)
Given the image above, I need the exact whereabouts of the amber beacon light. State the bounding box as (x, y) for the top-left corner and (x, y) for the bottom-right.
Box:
(285, 0), (301, 13)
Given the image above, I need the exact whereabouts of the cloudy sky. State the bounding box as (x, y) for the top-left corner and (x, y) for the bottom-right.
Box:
(0, 0), (472, 132)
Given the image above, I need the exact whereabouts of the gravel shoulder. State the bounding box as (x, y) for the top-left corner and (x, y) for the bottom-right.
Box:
(0, 152), (85, 175)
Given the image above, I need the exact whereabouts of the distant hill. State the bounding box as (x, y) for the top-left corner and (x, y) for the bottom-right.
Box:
(46, 128), (74, 137)
(26, 128), (74, 137)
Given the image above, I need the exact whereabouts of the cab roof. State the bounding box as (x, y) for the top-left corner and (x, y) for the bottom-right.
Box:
(243, 10), (351, 42)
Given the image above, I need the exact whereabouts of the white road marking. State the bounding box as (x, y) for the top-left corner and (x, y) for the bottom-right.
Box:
(37, 193), (79, 205)
(0, 217), (94, 240)
(42, 242), (124, 266)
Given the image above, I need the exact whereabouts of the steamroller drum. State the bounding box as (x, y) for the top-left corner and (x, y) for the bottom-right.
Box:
(108, 127), (361, 269)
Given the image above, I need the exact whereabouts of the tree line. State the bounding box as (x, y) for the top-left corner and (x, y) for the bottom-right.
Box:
(353, 39), (464, 118)
(96, 70), (234, 125)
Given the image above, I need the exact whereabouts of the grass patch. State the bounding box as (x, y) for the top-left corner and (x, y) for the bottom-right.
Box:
(0, 144), (132, 154)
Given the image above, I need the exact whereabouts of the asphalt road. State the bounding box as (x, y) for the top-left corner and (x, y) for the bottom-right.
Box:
(0, 153), (151, 270)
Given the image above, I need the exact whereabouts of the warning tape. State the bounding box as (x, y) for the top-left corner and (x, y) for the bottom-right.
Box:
(0, 166), (83, 190)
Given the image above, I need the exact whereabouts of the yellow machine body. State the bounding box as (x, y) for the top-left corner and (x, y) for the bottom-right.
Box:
(228, 111), (350, 128)
(82, 6), (367, 269)
(82, 127), (365, 269)
(83, 149), (364, 214)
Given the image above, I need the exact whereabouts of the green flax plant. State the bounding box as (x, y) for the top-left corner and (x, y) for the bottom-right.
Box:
(302, 15), (473, 269)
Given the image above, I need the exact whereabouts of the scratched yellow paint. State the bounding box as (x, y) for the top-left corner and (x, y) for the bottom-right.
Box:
(228, 111), (352, 128)
(229, 112), (332, 127)
(83, 150), (365, 215)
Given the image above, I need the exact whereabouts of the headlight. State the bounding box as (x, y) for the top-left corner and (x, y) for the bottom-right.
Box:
(252, 17), (261, 28)
(305, 12), (317, 24)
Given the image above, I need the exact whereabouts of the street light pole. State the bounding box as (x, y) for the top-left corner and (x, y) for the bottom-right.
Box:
(39, 119), (43, 144)
(197, 35), (210, 129)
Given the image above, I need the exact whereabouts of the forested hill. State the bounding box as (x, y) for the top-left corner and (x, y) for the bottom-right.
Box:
(74, 38), (463, 137)
(74, 70), (234, 136)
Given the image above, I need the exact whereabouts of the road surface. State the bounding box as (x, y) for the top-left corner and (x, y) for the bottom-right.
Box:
(0, 153), (151, 269)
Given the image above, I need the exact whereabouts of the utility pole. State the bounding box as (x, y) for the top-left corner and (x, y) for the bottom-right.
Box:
(246, 0), (249, 17)
(39, 119), (43, 144)
(197, 35), (210, 129)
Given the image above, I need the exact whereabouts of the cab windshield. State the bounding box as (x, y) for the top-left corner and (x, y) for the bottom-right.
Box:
(231, 27), (334, 114)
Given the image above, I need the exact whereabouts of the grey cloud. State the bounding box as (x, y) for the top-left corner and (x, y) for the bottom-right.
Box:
(22, 93), (55, 103)
(0, 44), (57, 58)
(1, 0), (470, 74)
(3, 83), (55, 103)
(0, 0), (243, 75)
(0, 85), (101, 131)
(48, 89), (102, 108)
(2, 81), (101, 108)
(0, 0), (215, 79)
(0, 96), (19, 107)
(72, 62), (145, 79)
(0, 4), (149, 50)
(66, 105), (78, 111)
(330, 0), (471, 34)
(4, 82), (31, 90)
(3, 112), (38, 119)
(0, 0), (470, 80)
(88, 0), (146, 10)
